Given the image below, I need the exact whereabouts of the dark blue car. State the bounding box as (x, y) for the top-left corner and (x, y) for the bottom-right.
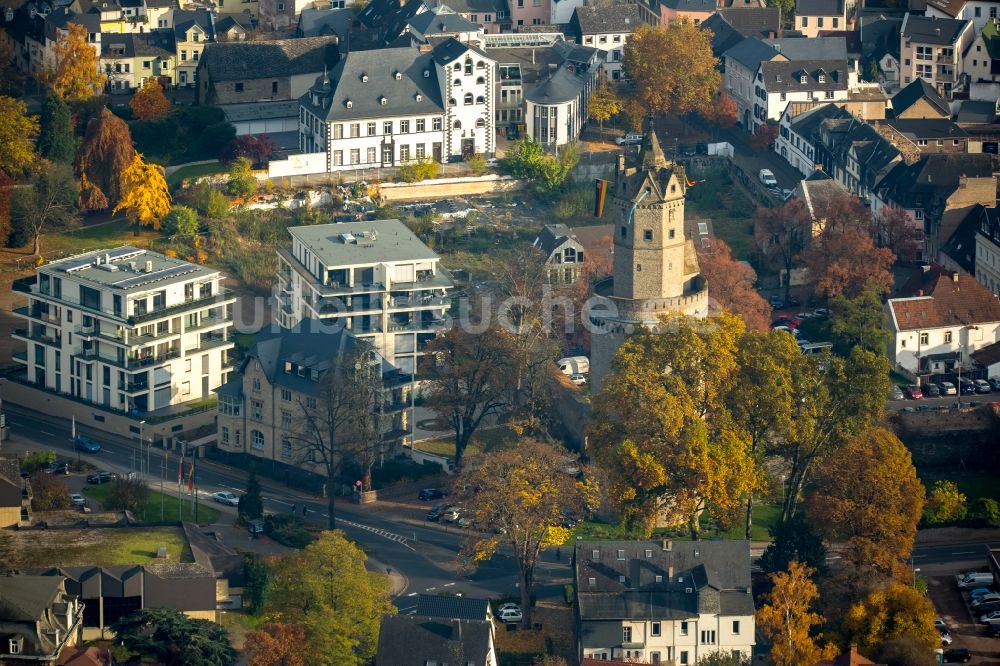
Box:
(74, 436), (102, 453)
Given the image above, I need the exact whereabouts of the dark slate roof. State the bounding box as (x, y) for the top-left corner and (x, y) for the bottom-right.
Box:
(202, 36), (340, 82)
(891, 77), (950, 117)
(882, 118), (968, 140)
(766, 35), (848, 60)
(101, 30), (174, 58)
(575, 540), (752, 622)
(717, 6), (781, 36)
(860, 14), (902, 59)
(0, 576), (64, 622)
(972, 339), (1000, 367)
(304, 46), (444, 121)
(876, 153), (994, 210)
(957, 100), (997, 124)
(660, 0), (715, 11)
(173, 8), (214, 41)
(940, 204), (979, 273)
(723, 36), (779, 69)
(358, 0), (502, 44)
(571, 3), (644, 35)
(795, 0), (843, 16)
(534, 223), (578, 256)
(215, 13), (252, 35)
(789, 102), (852, 139)
(525, 64), (589, 104)
(703, 12), (745, 55)
(407, 4), (479, 35)
(901, 14), (970, 45)
(296, 7), (353, 37)
(375, 615), (492, 666)
(414, 594), (490, 620)
(760, 59), (849, 92)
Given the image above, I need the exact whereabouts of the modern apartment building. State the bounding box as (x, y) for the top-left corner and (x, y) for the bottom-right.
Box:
(275, 220), (452, 375)
(12, 247), (235, 415)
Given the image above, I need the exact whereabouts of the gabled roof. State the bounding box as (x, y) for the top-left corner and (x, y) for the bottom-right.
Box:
(202, 36), (340, 82)
(297, 7), (353, 37)
(534, 223), (576, 256)
(760, 59), (849, 92)
(375, 615), (492, 666)
(660, 0), (715, 12)
(765, 35), (848, 60)
(971, 338), (1000, 367)
(940, 204), (979, 273)
(860, 14), (902, 59)
(407, 4), (479, 35)
(901, 14), (970, 45)
(788, 102), (852, 139)
(798, 177), (849, 219)
(888, 265), (1000, 330)
(173, 8), (214, 41)
(795, 0), (843, 16)
(100, 30), (174, 58)
(956, 100), (997, 124)
(358, 0), (502, 44)
(717, 6), (781, 36)
(703, 12), (747, 55)
(924, 0), (965, 18)
(876, 153), (993, 209)
(891, 77), (951, 118)
(882, 118), (968, 140)
(414, 594), (490, 620)
(0, 576), (64, 622)
(571, 3), (643, 35)
(215, 13), (252, 34)
(723, 35), (780, 70)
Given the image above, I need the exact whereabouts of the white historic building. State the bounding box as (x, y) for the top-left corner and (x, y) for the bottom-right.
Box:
(12, 248), (234, 414)
(298, 39), (494, 171)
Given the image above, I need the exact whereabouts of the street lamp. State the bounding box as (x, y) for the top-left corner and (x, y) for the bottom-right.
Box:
(912, 566), (921, 588)
(138, 420), (147, 480)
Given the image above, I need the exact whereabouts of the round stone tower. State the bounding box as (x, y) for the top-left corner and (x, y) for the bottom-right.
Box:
(589, 130), (709, 393)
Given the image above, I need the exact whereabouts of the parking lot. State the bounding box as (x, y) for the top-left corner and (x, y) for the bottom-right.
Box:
(929, 573), (1000, 663)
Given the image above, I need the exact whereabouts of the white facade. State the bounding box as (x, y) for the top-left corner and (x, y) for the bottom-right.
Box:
(526, 96), (581, 146)
(776, 107), (819, 177)
(927, 0), (999, 31)
(12, 248), (235, 415)
(581, 616), (755, 664)
(275, 220), (453, 375)
(436, 50), (496, 159)
(886, 299), (1000, 374)
(580, 30), (629, 79)
(725, 54), (759, 131)
(301, 110), (448, 170)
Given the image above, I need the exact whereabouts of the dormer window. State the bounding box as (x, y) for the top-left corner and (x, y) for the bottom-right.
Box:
(775, 73), (781, 82)
(818, 73), (826, 83)
(380, 97), (387, 105)
(346, 99), (352, 108)
(9, 638), (22, 655)
(394, 70), (402, 80)
(423, 69), (430, 78)
(361, 73), (368, 82)
(415, 93), (422, 101)
(799, 74), (807, 84)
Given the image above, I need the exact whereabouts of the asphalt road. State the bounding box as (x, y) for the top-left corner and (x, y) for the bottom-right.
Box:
(913, 542), (1000, 566)
(1, 402), (527, 603)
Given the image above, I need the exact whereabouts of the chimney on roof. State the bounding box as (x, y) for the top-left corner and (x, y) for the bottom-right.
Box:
(935, 27), (941, 36)
(918, 289), (924, 296)
(145, 260), (153, 273)
(953, 271), (960, 282)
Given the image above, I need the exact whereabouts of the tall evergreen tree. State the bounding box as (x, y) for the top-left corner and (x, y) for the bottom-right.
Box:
(238, 469), (264, 522)
(37, 94), (75, 164)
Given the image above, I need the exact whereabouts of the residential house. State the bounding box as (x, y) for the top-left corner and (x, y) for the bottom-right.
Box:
(575, 539), (755, 664)
(10, 248), (235, 416)
(861, 14), (902, 89)
(296, 7), (353, 38)
(776, 102), (852, 176)
(899, 13), (974, 99)
(275, 219), (453, 374)
(797, 175), (852, 237)
(356, 0), (506, 45)
(890, 76), (951, 118)
(962, 18), (1000, 102)
(0, 575), (84, 664)
(885, 264), (1000, 377)
(523, 40), (602, 146)
(975, 204), (1000, 294)
(404, 4), (481, 43)
(100, 30), (175, 90)
(702, 7), (781, 58)
(29, 564), (216, 640)
(534, 223), (588, 284)
(172, 8), (214, 86)
(658, 0), (716, 26)
(376, 597), (496, 666)
(215, 320), (412, 479)
(877, 117), (970, 152)
(0, 458), (30, 528)
(507, 0), (549, 30)
(972, 340), (1000, 378)
(723, 36), (782, 131)
(795, 0), (846, 37)
(754, 59), (851, 125)
(815, 114), (901, 201)
(221, 100), (302, 141)
(569, 3), (644, 79)
(214, 13), (252, 41)
(955, 98), (1000, 152)
(926, 0), (997, 31)
(198, 35), (340, 104)
(940, 200), (979, 273)
(872, 152), (995, 261)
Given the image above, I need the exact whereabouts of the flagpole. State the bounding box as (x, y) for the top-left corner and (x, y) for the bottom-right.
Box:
(161, 452), (167, 522)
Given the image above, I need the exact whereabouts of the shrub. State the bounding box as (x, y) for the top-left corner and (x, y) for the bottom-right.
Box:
(20, 450), (56, 475)
(264, 514), (315, 548)
(226, 157), (258, 198)
(163, 205), (200, 237)
(923, 480), (967, 524)
(468, 153), (488, 175)
(397, 158), (440, 182)
(105, 477), (150, 513)
(30, 473), (71, 510)
(198, 122), (237, 157)
(973, 497), (1000, 527)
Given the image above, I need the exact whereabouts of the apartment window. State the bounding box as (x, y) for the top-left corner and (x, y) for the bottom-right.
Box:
(416, 144), (425, 159)
(680, 652), (689, 665)
(416, 118), (426, 132)
(272, 80), (278, 94)
(307, 450), (317, 463)
(733, 620), (741, 634)
(701, 630), (717, 644)
(252, 377), (261, 392)
(801, 16), (808, 26)
(143, 60), (150, 68)
(464, 93), (474, 105)
(680, 621), (689, 636)
(618, 575), (626, 583)
(818, 74), (826, 83)
(367, 146), (376, 163)
(616, 549), (625, 560)
(975, 5), (981, 15)
(916, 46), (932, 61)
(306, 397), (317, 409)
(833, 17), (838, 27)
(944, 331), (953, 343)
(9, 638), (22, 655)
(917, 139), (928, 146)
(645, 549), (653, 558)
(281, 411), (292, 428)
(333, 124), (343, 139)
(592, 549), (600, 559)
(181, 50), (187, 60)
(384, 121), (393, 134)
(433, 118), (442, 131)
(252, 400), (263, 419)
(622, 627), (632, 643)
(281, 388), (292, 401)
(470, 13), (477, 21)
(915, 210), (923, 219)
(817, 17), (824, 27)
(350, 123), (360, 138)
(920, 332), (929, 345)
(651, 622), (661, 636)
(282, 439), (292, 458)
(937, 139), (943, 146)
(825, 90), (834, 99)
(400, 144), (410, 161)
(992, 6), (998, 17)
(333, 150), (343, 166)
(588, 577), (596, 585)
(655, 575), (663, 582)
(350, 148), (360, 164)
(401, 120), (410, 133)
(221, 426), (230, 445)
(251, 430), (264, 450)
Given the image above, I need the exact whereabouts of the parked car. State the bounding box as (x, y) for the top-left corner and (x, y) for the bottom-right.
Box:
(772, 325), (798, 336)
(889, 386), (905, 401)
(569, 373), (587, 386)
(974, 379), (992, 393)
(934, 617), (948, 631)
(959, 378), (977, 395)
(499, 602), (520, 613)
(759, 168), (778, 188)
(772, 316), (802, 329)
(616, 133), (643, 146)
(211, 491), (240, 506)
(498, 607), (523, 623)
(442, 506), (463, 523)
(943, 648), (971, 663)
(426, 503), (450, 522)
(768, 295), (784, 309)
(957, 572), (995, 588)
(989, 377), (1000, 391)
(905, 385), (923, 399)
(972, 593), (1000, 606)
(86, 470), (118, 484)
(922, 383), (941, 397)
(69, 493), (86, 508)
(969, 587), (996, 599)
(74, 436), (102, 453)
(938, 381), (958, 395)
(418, 488), (447, 501)
(974, 601), (1000, 615)
(813, 308), (830, 317)
(457, 515), (475, 528)
(939, 629), (953, 645)
(979, 610), (1000, 623)
(46, 461), (70, 475)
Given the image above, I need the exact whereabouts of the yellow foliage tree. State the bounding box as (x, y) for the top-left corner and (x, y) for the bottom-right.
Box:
(129, 78), (172, 119)
(0, 95), (39, 178)
(113, 153), (171, 229)
(843, 582), (939, 654)
(757, 561), (838, 666)
(46, 23), (102, 102)
(458, 439), (597, 628)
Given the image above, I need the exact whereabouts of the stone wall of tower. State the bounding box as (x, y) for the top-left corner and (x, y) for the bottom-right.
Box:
(612, 194), (689, 301)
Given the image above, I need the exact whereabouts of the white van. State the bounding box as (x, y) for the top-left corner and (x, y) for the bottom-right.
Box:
(799, 342), (833, 356)
(956, 572), (995, 588)
(557, 356), (590, 376)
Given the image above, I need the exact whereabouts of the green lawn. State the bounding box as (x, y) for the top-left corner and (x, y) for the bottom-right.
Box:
(0, 526), (193, 567)
(83, 483), (221, 525)
(918, 470), (1000, 504)
(685, 169), (757, 261)
(413, 426), (517, 462)
(167, 161), (226, 188)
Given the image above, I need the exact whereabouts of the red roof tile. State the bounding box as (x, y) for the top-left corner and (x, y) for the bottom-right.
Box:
(888, 267), (1000, 331)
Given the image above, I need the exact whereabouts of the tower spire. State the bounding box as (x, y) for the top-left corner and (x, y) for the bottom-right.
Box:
(640, 126), (667, 170)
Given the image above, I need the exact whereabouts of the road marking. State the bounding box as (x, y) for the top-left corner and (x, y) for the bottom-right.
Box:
(426, 587), (437, 592)
(444, 582), (455, 587)
(10, 421), (23, 427)
(337, 518), (415, 551)
(40, 430), (56, 437)
(953, 551), (976, 555)
(407, 592), (418, 597)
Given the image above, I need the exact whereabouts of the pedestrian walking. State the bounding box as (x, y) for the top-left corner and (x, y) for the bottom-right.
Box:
(302, 505), (308, 517)
(290, 503), (296, 514)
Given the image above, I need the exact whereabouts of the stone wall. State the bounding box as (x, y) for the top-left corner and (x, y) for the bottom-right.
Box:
(379, 175), (522, 201)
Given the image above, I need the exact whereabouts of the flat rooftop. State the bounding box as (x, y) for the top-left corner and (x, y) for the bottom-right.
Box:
(288, 219), (439, 267)
(44, 247), (219, 292)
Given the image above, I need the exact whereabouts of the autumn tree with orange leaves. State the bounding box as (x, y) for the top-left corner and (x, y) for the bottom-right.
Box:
(245, 623), (308, 666)
(45, 23), (102, 101)
(76, 108), (137, 209)
(130, 78), (172, 119)
(696, 238), (771, 331)
(758, 561), (839, 666)
(113, 153), (171, 228)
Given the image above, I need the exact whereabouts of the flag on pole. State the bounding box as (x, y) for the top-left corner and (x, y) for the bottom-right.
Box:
(593, 179), (608, 218)
(187, 461), (194, 492)
(177, 458), (183, 485)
